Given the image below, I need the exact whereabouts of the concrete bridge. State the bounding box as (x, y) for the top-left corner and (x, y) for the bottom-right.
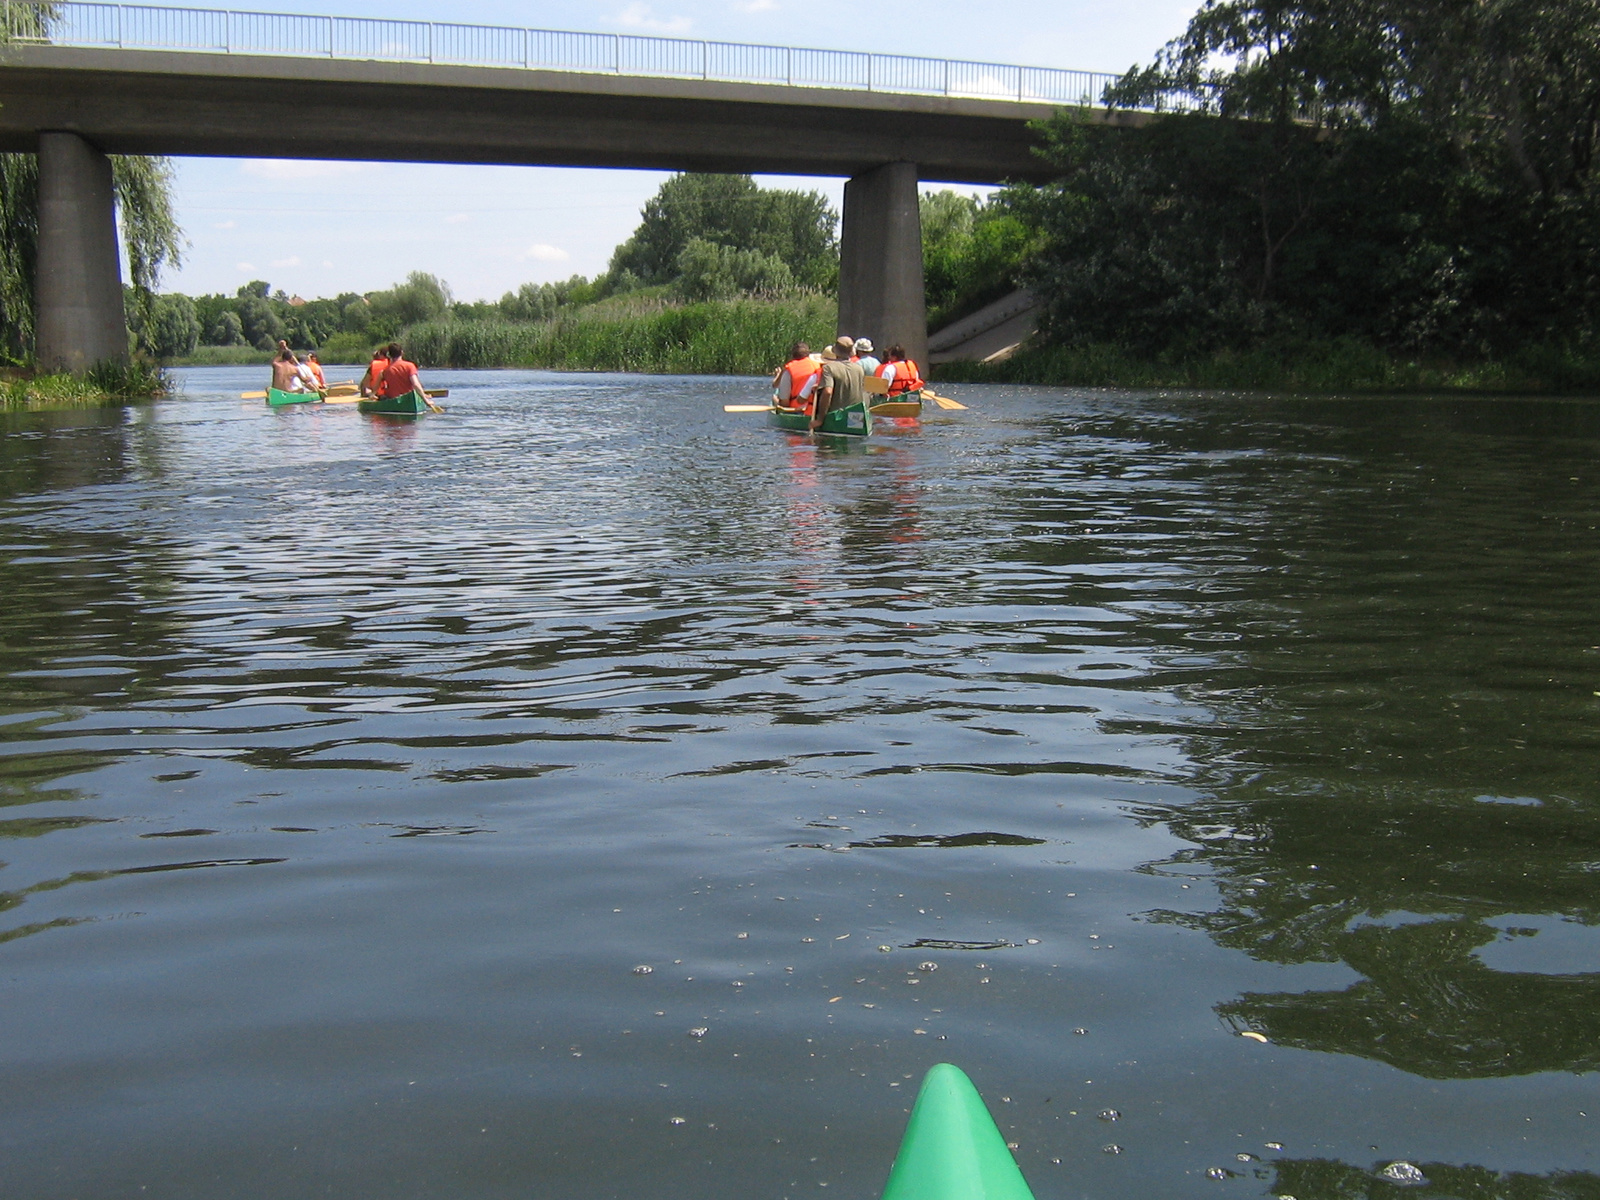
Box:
(0, 3), (1145, 372)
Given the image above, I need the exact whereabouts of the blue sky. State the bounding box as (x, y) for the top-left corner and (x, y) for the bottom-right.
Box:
(159, 0), (1200, 301)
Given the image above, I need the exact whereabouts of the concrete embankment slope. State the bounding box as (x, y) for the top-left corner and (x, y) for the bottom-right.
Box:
(928, 290), (1038, 365)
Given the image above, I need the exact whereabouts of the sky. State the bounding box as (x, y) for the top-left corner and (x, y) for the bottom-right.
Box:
(158, 0), (1200, 302)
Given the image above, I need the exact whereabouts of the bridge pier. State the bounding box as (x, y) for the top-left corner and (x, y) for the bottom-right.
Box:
(36, 131), (127, 373)
(838, 161), (927, 374)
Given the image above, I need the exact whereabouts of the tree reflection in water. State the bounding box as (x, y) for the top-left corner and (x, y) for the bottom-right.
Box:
(1140, 786), (1600, 1077)
(1264, 1158), (1600, 1200)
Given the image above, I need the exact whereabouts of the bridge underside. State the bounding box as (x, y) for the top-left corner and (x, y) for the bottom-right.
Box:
(2, 46), (1127, 371)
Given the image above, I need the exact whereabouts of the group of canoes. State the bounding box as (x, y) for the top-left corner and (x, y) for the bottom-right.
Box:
(264, 341), (439, 414)
(770, 335), (927, 437)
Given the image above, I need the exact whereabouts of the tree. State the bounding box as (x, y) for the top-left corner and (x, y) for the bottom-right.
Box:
(145, 293), (200, 359)
(208, 310), (246, 347)
(674, 238), (794, 301)
(608, 173), (836, 289)
(1022, 0), (1600, 361)
(920, 191), (1042, 329)
(368, 272), (451, 333)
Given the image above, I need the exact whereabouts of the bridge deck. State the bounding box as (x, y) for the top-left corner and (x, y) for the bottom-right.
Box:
(0, 44), (1148, 183)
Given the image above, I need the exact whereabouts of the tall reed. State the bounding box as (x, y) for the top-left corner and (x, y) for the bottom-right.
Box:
(401, 297), (837, 375)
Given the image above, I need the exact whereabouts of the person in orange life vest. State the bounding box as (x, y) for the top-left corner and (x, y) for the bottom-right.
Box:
(359, 345), (390, 398)
(772, 341), (823, 413)
(379, 342), (423, 400)
(305, 351), (327, 391)
(876, 344), (925, 396)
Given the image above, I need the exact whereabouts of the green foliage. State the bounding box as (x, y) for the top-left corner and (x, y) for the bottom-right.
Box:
(934, 334), (1600, 394)
(368, 271), (451, 333)
(0, 155), (38, 364)
(920, 190), (1040, 329)
(608, 173), (837, 290)
(402, 296), (835, 375)
(1021, 0), (1600, 370)
(317, 331), (374, 363)
(0, 359), (168, 409)
(496, 275), (597, 322)
(673, 238), (795, 301)
(128, 292), (200, 359)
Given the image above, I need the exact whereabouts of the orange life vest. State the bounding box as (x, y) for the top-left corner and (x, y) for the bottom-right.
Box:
(776, 357), (822, 410)
(878, 358), (923, 396)
(365, 357), (389, 392)
(308, 362), (326, 388)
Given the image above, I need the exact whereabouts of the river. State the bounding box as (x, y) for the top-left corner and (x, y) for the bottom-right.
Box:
(1, 366), (1597, 1199)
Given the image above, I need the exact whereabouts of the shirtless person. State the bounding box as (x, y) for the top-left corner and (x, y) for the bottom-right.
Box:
(270, 347), (302, 392)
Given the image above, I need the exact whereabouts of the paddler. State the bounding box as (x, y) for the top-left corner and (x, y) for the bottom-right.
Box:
(772, 342), (822, 413)
(270, 347), (303, 393)
(877, 344), (925, 396)
(359, 344), (390, 398)
(853, 337), (880, 374)
(814, 336), (866, 431)
(305, 351), (327, 392)
(378, 342), (424, 400)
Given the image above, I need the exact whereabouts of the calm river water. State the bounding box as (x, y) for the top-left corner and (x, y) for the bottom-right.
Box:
(1, 367), (1597, 1199)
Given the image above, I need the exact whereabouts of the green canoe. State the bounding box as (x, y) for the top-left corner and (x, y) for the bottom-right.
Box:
(266, 387), (322, 406)
(881, 1064), (1037, 1200)
(357, 390), (431, 415)
(768, 399), (872, 437)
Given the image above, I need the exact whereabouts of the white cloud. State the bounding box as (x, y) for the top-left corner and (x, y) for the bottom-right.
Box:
(213, 219), (237, 230)
(271, 255), (302, 268)
(616, 3), (692, 33)
(241, 160), (378, 181)
(731, 0), (777, 11)
(235, 262), (256, 272)
(322, 260), (334, 268)
(445, 212), (472, 224)
(524, 243), (571, 262)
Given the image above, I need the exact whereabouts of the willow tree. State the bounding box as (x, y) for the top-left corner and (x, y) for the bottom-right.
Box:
(0, 3), (185, 363)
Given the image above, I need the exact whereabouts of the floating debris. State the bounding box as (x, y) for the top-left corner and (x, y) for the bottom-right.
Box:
(904, 939), (1016, 951)
(1237, 1153), (1258, 1162)
(1265, 1143), (1284, 1151)
(1207, 1168), (1233, 1181)
(632, 965), (653, 976)
(1098, 1110), (1120, 1122)
(1378, 1162), (1428, 1186)
(878, 945), (893, 953)
(801, 937), (816, 943)
(1240, 1031), (1269, 1043)
(670, 1117), (686, 1126)
(737, 932), (749, 939)
(918, 961), (939, 972)
(1074, 1028), (1088, 1036)
(688, 1028), (708, 1039)
(1101, 1145), (1122, 1155)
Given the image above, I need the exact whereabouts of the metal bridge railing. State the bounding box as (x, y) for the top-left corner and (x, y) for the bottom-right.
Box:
(0, 0), (1178, 110)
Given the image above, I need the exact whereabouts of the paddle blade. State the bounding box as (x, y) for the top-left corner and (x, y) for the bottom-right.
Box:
(881, 1065), (1036, 1200)
(724, 404), (772, 412)
(925, 392), (968, 410)
(425, 389), (448, 399)
(240, 391), (266, 399)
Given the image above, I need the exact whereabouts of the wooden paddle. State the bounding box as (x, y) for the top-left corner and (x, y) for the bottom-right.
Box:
(922, 390), (967, 410)
(724, 404), (772, 412)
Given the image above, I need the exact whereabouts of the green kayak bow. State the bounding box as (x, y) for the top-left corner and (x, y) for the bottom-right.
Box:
(882, 1064), (1037, 1200)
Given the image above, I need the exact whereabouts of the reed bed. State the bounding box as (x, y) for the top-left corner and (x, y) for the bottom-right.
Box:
(401, 297), (836, 375)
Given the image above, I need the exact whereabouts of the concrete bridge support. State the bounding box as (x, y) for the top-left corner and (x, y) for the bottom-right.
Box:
(838, 161), (927, 374)
(36, 131), (127, 372)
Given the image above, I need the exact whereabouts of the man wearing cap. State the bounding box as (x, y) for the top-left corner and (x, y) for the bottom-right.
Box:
(815, 336), (867, 431)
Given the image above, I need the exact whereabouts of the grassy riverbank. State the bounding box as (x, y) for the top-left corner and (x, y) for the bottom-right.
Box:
(0, 362), (170, 410)
(935, 337), (1600, 395)
(402, 296), (836, 375)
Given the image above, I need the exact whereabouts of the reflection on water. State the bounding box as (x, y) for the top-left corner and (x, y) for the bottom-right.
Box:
(1267, 1158), (1600, 1200)
(0, 372), (1597, 1198)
